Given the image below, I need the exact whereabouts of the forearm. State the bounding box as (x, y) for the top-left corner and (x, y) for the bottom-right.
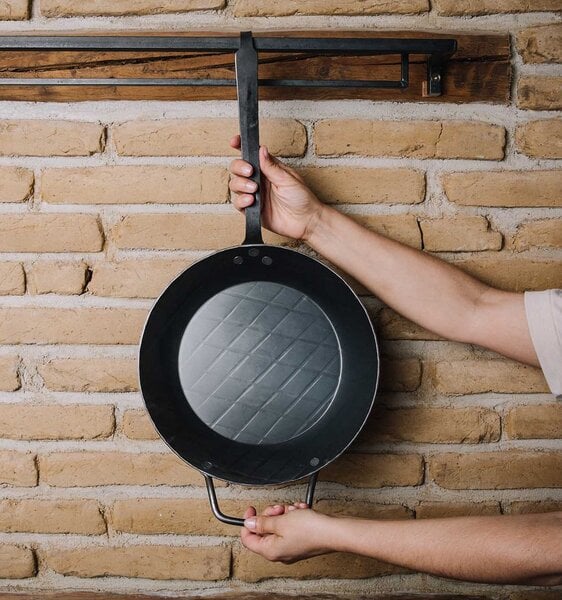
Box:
(325, 512), (562, 585)
(307, 206), (538, 364)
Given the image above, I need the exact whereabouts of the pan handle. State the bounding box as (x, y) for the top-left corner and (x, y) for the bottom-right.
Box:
(235, 31), (264, 246)
(204, 472), (319, 527)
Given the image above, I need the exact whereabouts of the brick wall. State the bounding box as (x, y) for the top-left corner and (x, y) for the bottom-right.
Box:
(0, 1), (560, 597)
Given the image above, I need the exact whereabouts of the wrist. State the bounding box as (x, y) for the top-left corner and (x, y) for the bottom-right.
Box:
(303, 202), (335, 245)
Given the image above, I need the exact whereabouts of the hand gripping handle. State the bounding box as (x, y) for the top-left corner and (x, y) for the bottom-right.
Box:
(204, 472), (319, 527)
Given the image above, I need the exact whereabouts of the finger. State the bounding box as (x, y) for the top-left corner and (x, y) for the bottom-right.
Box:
(229, 175), (258, 194)
(230, 134), (241, 150)
(229, 158), (253, 177)
(230, 192), (255, 210)
(243, 506), (257, 520)
(244, 515), (278, 535)
(259, 146), (293, 186)
(263, 505), (285, 517)
(296, 502), (308, 509)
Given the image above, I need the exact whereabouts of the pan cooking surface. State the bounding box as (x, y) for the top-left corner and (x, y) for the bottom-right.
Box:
(178, 280), (341, 445)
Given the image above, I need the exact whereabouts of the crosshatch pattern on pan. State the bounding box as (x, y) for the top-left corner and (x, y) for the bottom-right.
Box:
(178, 281), (341, 445)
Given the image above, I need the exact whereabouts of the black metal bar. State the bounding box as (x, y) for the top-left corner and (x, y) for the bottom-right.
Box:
(204, 475), (245, 527)
(0, 77), (413, 89)
(0, 35), (456, 55)
(0, 34), (457, 96)
(236, 31), (263, 246)
(306, 471), (319, 507)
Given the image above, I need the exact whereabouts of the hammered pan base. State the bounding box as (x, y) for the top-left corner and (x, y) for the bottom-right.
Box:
(178, 281), (341, 445)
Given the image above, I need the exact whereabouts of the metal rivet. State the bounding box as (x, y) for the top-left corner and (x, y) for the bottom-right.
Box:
(262, 256), (273, 266)
(203, 461), (213, 469)
(248, 248), (259, 257)
(432, 74), (441, 81)
(233, 256), (243, 265)
(310, 457), (320, 467)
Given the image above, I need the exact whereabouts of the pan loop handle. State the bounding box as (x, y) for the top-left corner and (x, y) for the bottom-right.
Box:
(204, 472), (319, 527)
(235, 31), (264, 246)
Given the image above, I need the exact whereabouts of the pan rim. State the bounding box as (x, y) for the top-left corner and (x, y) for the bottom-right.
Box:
(138, 241), (379, 487)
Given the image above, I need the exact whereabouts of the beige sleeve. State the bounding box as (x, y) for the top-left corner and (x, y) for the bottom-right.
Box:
(524, 289), (562, 398)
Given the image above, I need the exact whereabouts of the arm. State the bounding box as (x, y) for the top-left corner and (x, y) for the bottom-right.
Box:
(229, 143), (539, 366)
(242, 507), (562, 586)
(308, 205), (538, 365)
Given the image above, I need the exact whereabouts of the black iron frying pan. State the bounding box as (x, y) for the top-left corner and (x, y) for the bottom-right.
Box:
(139, 32), (379, 526)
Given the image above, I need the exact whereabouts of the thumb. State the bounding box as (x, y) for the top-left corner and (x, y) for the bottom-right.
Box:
(259, 146), (292, 186)
(244, 514), (277, 535)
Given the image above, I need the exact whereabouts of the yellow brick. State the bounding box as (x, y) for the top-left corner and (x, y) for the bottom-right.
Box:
(0, 404), (114, 440)
(0, 308), (146, 344)
(416, 501), (501, 518)
(0, 0), (29, 20)
(315, 120), (505, 160)
(322, 453), (423, 488)
(452, 256), (562, 292)
(113, 118), (306, 157)
(0, 451), (37, 486)
(41, 166), (228, 204)
(40, 0), (225, 16)
(0, 214), (103, 252)
(111, 498), (409, 537)
(0, 545), (35, 579)
(232, 0), (428, 16)
(505, 404), (562, 439)
(509, 500), (562, 515)
(379, 358), (422, 392)
(360, 407), (500, 444)
(518, 76), (562, 110)
(0, 499), (105, 534)
(432, 359), (549, 395)
(376, 307), (441, 341)
(513, 219), (562, 251)
(430, 451), (562, 489)
(434, 0), (562, 15)
(121, 409), (158, 440)
(517, 24), (562, 63)
(0, 356), (19, 391)
(89, 260), (188, 298)
(350, 214), (422, 248)
(0, 120), (104, 156)
(0, 263), (25, 295)
(39, 358), (138, 392)
(26, 261), (87, 295)
(234, 545), (403, 581)
(420, 216), (502, 252)
(112, 213), (244, 251)
(299, 167), (425, 205)
(515, 119), (562, 158)
(0, 167), (33, 202)
(39, 451), (204, 486)
(44, 544), (230, 580)
(442, 170), (561, 207)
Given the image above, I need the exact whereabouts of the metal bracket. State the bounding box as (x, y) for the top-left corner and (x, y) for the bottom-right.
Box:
(0, 33), (457, 96)
(424, 54), (445, 97)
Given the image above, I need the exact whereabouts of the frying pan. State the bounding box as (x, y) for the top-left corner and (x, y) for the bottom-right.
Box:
(139, 32), (379, 526)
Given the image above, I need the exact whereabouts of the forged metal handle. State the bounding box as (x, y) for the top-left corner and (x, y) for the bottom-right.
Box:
(204, 472), (319, 527)
(235, 31), (264, 246)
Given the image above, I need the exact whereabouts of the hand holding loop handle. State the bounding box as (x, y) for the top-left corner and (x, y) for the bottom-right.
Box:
(235, 31), (264, 246)
(204, 472), (319, 527)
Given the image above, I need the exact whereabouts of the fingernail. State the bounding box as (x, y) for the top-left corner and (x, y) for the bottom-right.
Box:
(243, 166), (252, 175)
(273, 505), (281, 510)
(288, 505), (296, 511)
(263, 146), (269, 158)
(245, 181), (257, 191)
(244, 517), (256, 529)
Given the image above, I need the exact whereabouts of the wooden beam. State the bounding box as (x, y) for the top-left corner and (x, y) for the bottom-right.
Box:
(0, 30), (510, 103)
